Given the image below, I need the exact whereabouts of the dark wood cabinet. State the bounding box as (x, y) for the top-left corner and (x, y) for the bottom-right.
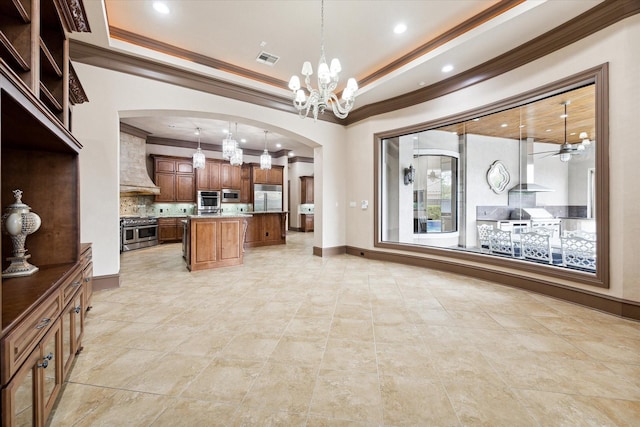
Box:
(251, 165), (284, 185)
(301, 214), (314, 232)
(153, 156), (195, 202)
(1, 2), (91, 426)
(158, 217), (183, 243)
(300, 176), (314, 203)
(244, 213), (287, 248)
(196, 159), (221, 191)
(221, 163), (241, 189)
(240, 165), (251, 203)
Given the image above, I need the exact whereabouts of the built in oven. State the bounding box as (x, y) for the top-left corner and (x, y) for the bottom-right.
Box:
(197, 190), (221, 214)
(221, 189), (240, 203)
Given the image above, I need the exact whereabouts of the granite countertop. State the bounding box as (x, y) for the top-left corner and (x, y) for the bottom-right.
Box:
(188, 213), (253, 219)
(243, 210), (289, 214)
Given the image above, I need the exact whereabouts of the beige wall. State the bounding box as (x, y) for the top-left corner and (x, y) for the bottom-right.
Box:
(344, 15), (640, 302)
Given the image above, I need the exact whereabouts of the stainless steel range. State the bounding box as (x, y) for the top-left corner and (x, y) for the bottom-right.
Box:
(120, 216), (159, 252)
(510, 208), (561, 236)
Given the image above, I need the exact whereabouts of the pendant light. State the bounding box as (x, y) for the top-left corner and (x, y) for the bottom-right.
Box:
(559, 101), (571, 162)
(260, 130), (272, 170)
(222, 122), (237, 160)
(229, 122), (243, 166)
(192, 127), (205, 169)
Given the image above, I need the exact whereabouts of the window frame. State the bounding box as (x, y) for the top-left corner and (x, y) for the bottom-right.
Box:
(374, 64), (609, 288)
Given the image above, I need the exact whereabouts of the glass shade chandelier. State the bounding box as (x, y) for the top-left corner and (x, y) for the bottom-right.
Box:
(222, 122), (238, 160)
(192, 127), (205, 169)
(260, 130), (272, 170)
(229, 122), (243, 166)
(288, 0), (358, 121)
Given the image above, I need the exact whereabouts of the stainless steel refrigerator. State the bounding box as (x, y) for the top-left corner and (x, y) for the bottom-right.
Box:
(253, 184), (282, 212)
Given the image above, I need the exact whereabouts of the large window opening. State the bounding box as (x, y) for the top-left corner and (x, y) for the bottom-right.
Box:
(376, 66), (609, 287)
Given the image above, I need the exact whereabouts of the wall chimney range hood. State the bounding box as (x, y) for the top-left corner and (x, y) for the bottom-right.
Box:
(508, 138), (553, 193)
(120, 132), (160, 195)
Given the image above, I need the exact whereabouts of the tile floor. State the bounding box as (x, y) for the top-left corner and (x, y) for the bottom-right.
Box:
(50, 231), (640, 426)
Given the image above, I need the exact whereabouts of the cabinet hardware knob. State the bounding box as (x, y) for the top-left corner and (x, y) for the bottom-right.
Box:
(75, 306), (82, 313)
(84, 277), (91, 282)
(73, 281), (82, 287)
(35, 318), (51, 329)
(38, 354), (52, 368)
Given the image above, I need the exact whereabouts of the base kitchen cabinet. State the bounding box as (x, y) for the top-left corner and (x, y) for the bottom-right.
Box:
(158, 217), (184, 243)
(244, 212), (288, 248)
(301, 214), (314, 232)
(186, 215), (249, 271)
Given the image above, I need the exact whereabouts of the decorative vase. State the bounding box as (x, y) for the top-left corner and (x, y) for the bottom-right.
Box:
(2, 189), (42, 278)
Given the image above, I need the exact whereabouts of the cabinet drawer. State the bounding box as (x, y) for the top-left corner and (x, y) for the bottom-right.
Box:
(1, 293), (61, 384)
(61, 269), (83, 308)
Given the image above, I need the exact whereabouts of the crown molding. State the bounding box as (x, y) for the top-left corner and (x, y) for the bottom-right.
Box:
(119, 122), (150, 139)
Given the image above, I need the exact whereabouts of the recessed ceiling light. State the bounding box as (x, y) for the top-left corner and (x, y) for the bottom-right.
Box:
(560, 114), (568, 118)
(546, 129), (552, 132)
(519, 125), (525, 128)
(452, 132), (457, 135)
(153, 2), (170, 14)
(571, 132), (577, 136)
(441, 64), (454, 73)
(473, 118), (480, 122)
(288, 151), (294, 157)
(418, 81), (425, 86)
(501, 123), (508, 128)
(240, 138), (246, 143)
(393, 23), (407, 34)
(276, 143), (282, 148)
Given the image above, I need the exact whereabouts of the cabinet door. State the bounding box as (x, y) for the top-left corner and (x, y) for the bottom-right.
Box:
(263, 214), (282, 242)
(176, 174), (195, 202)
(82, 261), (93, 312)
(196, 163), (210, 190)
(2, 347), (39, 427)
(244, 216), (262, 244)
(268, 167), (283, 185)
(176, 160), (194, 174)
(253, 166), (268, 184)
(220, 163), (232, 188)
(155, 159), (175, 173)
(41, 320), (62, 424)
(240, 177), (251, 203)
(209, 161), (221, 190)
(155, 172), (175, 202)
(158, 218), (178, 242)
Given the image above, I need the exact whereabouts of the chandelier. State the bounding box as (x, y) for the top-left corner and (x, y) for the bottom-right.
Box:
(192, 127), (205, 169)
(288, 0), (358, 121)
(229, 123), (243, 166)
(222, 122), (237, 160)
(260, 130), (272, 170)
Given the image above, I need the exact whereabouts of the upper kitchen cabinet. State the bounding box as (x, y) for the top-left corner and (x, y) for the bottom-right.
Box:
(300, 176), (314, 203)
(153, 155), (195, 202)
(220, 163), (241, 190)
(252, 164), (284, 186)
(0, 0), (90, 128)
(196, 159), (221, 191)
(240, 165), (251, 203)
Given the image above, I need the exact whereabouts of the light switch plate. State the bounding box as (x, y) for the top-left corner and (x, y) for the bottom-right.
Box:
(349, 201), (356, 208)
(361, 200), (368, 209)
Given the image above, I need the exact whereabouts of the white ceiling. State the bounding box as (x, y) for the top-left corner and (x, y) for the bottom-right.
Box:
(70, 0), (604, 157)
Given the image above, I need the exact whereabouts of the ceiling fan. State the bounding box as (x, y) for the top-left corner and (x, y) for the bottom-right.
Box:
(530, 101), (586, 162)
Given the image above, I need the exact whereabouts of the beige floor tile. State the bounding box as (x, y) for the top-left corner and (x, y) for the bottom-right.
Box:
(231, 408), (308, 427)
(48, 383), (118, 426)
(180, 358), (263, 403)
(219, 332), (281, 361)
(241, 361), (317, 413)
(328, 318), (374, 341)
(380, 375), (459, 426)
(310, 370), (383, 423)
(321, 338), (377, 373)
(269, 334), (326, 366)
(375, 341), (438, 379)
(151, 399), (238, 426)
(123, 352), (210, 395)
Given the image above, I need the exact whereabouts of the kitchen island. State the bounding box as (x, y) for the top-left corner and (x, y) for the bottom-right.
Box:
(185, 214), (251, 271)
(244, 211), (288, 248)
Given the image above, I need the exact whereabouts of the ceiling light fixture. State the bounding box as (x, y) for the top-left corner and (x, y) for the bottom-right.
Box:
(394, 23), (407, 34)
(229, 123), (243, 166)
(152, 2), (170, 14)
(192, 127), (205, 170)
(222, 122), (237, 160)
(288, 0), (358, 121)
(260, 130), (272, 170)
(441, 64), (454, 73)
(579, 131), (591, 146)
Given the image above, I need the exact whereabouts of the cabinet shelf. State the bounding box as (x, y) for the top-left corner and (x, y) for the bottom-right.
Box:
(0, 0), (31, 24)
(40, 37), (63, 77)
(0, 30), (30, 71)
(39, 81), (63, 112)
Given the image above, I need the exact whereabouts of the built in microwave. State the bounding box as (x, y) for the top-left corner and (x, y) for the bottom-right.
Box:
(197, 190), (220, 213)
(221, 189), (240, 203)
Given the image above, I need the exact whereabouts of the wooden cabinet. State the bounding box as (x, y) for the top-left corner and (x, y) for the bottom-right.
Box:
(153, 156), (195, 202)
(187, 216), (247, 271)
(240, 165), (251, 203)
(196, 159), (221, 191)
(158, 217), (183, 243)
(81, 244), (93, 312)
(0, 0), (89, 127)
(2, 318), (62, 427)
(1, 2), (90, 426)
(301, 214), (314, 232)
(244, 213), (287, 248)
(61, 289), (84, 379)
(221, 163), (241, 189)
(252, 165), (284, 185)
(300, 176), (314, 203)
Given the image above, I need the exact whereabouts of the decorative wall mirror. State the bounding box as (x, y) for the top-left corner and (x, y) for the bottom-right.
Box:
(486, 161), (510, 194)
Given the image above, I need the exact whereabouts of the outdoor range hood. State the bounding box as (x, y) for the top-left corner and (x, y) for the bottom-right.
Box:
(508, 138), (553, 193)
